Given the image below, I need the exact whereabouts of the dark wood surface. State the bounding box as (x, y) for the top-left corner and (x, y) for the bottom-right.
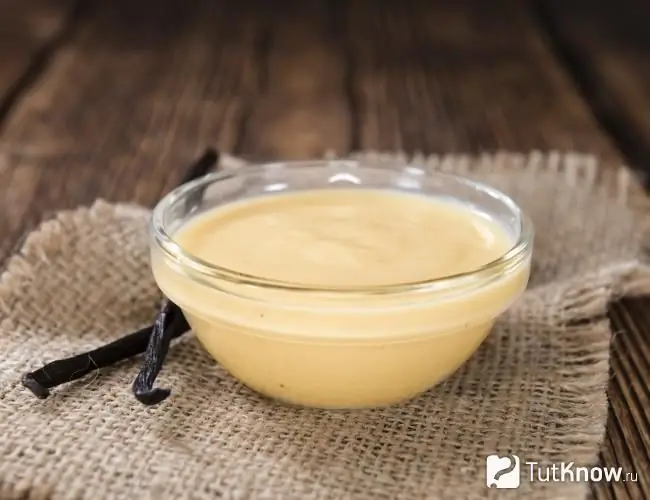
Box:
(0, 0), (648, 498)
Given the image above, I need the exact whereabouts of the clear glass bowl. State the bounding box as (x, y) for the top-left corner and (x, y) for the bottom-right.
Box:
(149, 159), (533, 409)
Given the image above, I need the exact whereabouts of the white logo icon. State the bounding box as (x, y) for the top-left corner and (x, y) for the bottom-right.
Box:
(486, 454), (521, 489)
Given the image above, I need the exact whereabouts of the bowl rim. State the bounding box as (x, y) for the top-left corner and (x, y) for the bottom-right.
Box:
(149, 160), (534, 296)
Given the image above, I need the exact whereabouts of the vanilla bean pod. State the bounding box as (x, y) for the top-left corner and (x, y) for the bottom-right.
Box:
(21, 148), (219, 400)
(21, 321), (186, 399)
(131, 299), (190, 405)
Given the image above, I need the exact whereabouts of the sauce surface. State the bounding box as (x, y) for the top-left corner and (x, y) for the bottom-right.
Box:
(174, 189), (512, 287)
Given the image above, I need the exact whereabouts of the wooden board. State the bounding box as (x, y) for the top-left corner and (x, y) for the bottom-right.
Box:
(606, 300), (650, 499)
(0, 0), (76, 111)
(535, 0), (650, 186)
(238, 0), (352, 160)
(0, 0), (264, 259)
(347, 0), (619, 158)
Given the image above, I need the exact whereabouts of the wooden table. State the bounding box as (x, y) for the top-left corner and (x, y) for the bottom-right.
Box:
(1, 0), (648, 498)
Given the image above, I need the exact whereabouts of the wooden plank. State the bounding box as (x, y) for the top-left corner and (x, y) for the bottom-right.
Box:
(0, 0), (76, 110)
(532, 0), (650, 185)
(608, 300), (650, 498)
(0, 0), (265, 261)
(346, 0), (619, 158)
(238, 0), (351, 160)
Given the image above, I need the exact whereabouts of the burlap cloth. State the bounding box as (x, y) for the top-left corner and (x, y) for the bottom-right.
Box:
(1, 152), (650, 500)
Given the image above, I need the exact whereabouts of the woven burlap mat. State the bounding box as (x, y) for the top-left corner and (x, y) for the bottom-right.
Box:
(1, 152), (650, 500)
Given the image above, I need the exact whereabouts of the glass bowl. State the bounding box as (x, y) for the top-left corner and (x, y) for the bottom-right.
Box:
(149, 159), (533, 409)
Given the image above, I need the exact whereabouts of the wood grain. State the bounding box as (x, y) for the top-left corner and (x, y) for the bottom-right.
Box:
(607, 300), (650, 497)
(346, 0), (618, 158)
(0, 0), (76, 111)
(0, 0), (264, 261)
(535, 0), (650, 185)
(238, 0), (351, 160)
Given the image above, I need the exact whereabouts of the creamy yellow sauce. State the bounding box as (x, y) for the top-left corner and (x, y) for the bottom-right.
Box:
(175, 189), (512, 287)
(152, 188), (530, 409)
